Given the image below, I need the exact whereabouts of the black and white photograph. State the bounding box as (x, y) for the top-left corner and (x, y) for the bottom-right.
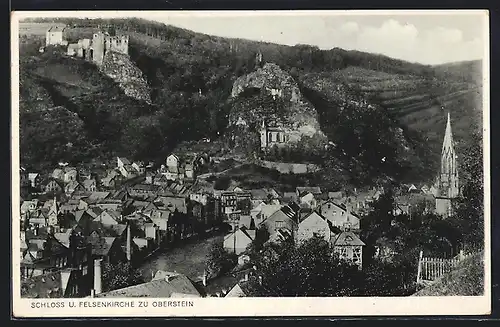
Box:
(11, 10), (490, 317)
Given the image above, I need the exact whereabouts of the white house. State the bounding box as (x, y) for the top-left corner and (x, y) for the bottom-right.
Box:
(223, 227), (255, 255)
(318, 200), (360, 231)
(45, 26), (66, 46)
(166, 154), (179, 169)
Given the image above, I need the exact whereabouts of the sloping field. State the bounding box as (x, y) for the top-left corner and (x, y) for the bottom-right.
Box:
(325, 66), (482, 165)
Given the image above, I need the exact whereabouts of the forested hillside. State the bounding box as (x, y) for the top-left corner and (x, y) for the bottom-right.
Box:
(18, 18), (483, 187)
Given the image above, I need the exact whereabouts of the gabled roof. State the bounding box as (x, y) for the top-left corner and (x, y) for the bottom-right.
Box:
(239, 215), (254, 229)
(74, 210), (92, 223)
(96, 273), (201, 298)
(259, 204), (283, 217)
(91, 236), (117, 257)
(333, 231), (365, 246)
(102, 209), (121, 220)
(86, 206), (104, 219)
(224, 226), (255, 242)
(53, 230), (72, 248)
(65, 180), (82, 191)
(263, 207), (297, 226)
(103, 223), (127, 237)
(118, 157), (131, 165)
(281, 205), (298, 220)
(287, 201), (301, 214)
(45, 179), (63, 189)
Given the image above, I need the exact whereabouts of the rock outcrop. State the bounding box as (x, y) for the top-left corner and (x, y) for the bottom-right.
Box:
(101, 50), (152, 104)
(228, 63), (326, 147)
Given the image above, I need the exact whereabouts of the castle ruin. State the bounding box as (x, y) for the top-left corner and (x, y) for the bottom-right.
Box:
(67, 31), (129, 66)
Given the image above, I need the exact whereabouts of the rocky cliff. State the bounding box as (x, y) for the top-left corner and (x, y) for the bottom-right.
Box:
(101, 50), (152, 104)
(227, 63), (326, 149)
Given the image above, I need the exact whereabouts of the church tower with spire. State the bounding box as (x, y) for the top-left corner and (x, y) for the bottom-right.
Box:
(438, 112), (460, 198)
(435, 112), (460, 217)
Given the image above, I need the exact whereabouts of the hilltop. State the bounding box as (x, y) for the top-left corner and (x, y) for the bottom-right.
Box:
(18, 18), (482, 187)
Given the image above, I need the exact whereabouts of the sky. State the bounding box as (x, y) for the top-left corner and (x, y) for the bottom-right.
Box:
(146, 11), (487, 65)
(18, 11), (488, 65)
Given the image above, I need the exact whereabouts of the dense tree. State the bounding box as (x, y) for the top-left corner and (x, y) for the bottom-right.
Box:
(450, 130), (484, 251)
(101, 261), (145, 292)
(246, 236), (364, 297)
(205, 242), (237, 279)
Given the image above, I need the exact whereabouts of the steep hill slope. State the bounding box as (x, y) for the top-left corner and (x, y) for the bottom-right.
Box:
(413, 251), (484, 296)
(18, 18), (482, 186)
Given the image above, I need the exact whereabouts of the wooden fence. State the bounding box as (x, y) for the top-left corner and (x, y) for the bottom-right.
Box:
(416, 250), (474, 284)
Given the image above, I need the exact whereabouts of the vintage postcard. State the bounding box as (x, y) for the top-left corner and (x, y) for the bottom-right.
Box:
(11, 10), (490, 317)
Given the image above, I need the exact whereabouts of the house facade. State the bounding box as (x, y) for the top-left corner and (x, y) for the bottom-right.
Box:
(318, 200), (360, 231)
(296, 212), (336, 244)
(45, 26), (66, 46)
(333, 231), (365, 269)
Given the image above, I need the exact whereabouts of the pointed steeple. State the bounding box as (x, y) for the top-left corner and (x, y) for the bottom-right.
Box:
(437, 112), (460, 200)
(442, 111), (454, 153)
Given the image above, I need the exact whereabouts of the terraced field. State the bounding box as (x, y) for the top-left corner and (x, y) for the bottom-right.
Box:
(312, 66), (482, 164)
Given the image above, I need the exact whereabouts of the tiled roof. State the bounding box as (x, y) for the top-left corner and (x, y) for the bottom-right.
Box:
(96, 274), (201, 298)
(259, 204), (283, 217)
(85, 192), (110, 203)
(154, 196), (187, 214)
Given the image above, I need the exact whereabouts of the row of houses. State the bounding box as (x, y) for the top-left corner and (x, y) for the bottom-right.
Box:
(223, 199), (365, 268)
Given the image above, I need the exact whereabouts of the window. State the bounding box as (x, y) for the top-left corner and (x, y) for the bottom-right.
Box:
(275, 221), (285, 229)
(328, 204), (331, 209)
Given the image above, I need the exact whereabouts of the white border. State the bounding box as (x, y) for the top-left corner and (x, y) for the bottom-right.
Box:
(11, 10), (491, 318)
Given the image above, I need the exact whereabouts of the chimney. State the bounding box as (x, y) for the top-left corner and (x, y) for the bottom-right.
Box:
(244, 272), (249, 282)
(202, 271), (207, 286)
(126, 223), (131, 261)
(93, 258), (102, 295)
